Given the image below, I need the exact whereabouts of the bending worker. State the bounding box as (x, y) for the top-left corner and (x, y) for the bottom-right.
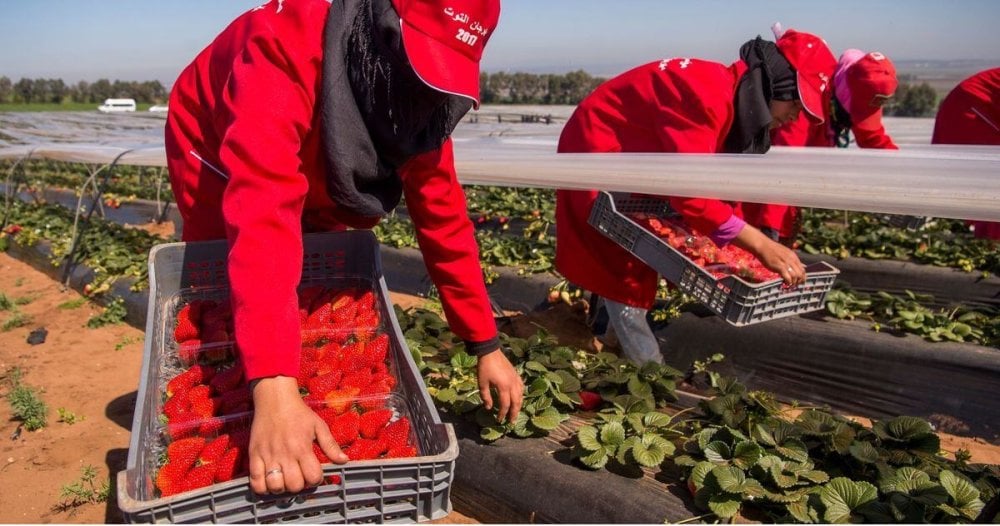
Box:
(165, 0), (523, 495)
(555, 31), (836, 365)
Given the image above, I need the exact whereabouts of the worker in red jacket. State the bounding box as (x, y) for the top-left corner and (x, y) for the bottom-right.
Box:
(932, 67), (1000, 239)
(740, 26), (897, 242)
(556, 32), (833, 365)
(166, 0), (523, 495)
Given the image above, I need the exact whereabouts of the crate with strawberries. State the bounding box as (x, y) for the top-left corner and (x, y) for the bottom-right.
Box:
(588, 191), (839, 326)
(118, 231), (457, 524)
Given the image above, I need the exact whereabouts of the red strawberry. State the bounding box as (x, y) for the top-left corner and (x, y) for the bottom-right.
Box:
(188, 385), (218, 418)
(315, 350), (343, 376)
(361, 334), (390, 368)
(356, 291), (376, 313)
(308, 372), (343, 399)
(182, 463), (218, 492)
(578, 390), (602, 411)
(166, 364), (216, 398)
(199, 435), (231, 465)
(345, 438), (384, 460)
(177, 339), (203, 365)
(167, 412), (201, 440)
(353, 311), (380, 336)
(313, 442), (331, 464)
(305, 302), (333, 330)
(330, 410), (360, 447)
(327, 474), (342, 485)
(379, 417), (411, 450)
(357, 383), (393, 411)
(199, 417), (225, 437)
(359, 409), (393, 439)
(200, 321), (230, 345)
(339, 370), (373, 392)
(209, 364), (244, 395)
(174, 306), (200, 343)
(324, 388), (360, 414)
(385, 446), (417, 459)
(163, 393), (189, 421)
(329, 292), (358, 327)
(167, 436), (207, 470)
(214, 447), (241, 483)
(156, 463), (187, 497)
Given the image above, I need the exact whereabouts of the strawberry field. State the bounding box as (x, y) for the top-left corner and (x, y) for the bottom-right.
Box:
(1, 147), (999, 523)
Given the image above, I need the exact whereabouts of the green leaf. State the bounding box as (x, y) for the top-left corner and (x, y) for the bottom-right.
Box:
(642, 411), (673, 429)
(820, 478), (878, 523)
(480, 426), (505, 442)
(435, 388), (458, 403)
(872, 416), (934, 442)
(577, 425), (602, 452)
(732, 441), (765, 470)
(707, 494), (742, 519)
(713, 466), (766, 498)
(689, 461), (716, 492)
(938, 470), (984, 519)
(600, 421), (626, 446)
(776, 438), (810, 463)
(848, 440), (881, 464)
(627, 375), (653, 399)
(631, 440), (666, 468)
(554, 370), (581, 393)
(530, 408), (565, 431)
(449, 352), (477, 370)
(697, 428), (719, 450)
(579, 448), (609, 470)
(524, 360), (548, 373)
(704, 441), (732, 464)
(786, 497), (820, 523)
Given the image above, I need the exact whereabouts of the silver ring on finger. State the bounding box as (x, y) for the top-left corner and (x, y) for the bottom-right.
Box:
(265, 468), (283, 478)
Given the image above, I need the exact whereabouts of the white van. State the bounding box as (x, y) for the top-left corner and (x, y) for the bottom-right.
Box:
(98, 98), (137, 113)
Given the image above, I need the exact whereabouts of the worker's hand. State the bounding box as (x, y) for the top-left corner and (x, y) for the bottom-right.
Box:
(476, 349), (524, 424)
(248, 376), (348, 495)
(733, 225), (807, 287)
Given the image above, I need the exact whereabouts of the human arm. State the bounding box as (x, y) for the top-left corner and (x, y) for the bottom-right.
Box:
(215, 22), (347, 495)
(399, 139), (524, 422)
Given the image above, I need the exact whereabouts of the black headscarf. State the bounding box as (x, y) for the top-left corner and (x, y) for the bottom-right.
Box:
(722, 37), (798, 154)
(319, 0), (472, 221)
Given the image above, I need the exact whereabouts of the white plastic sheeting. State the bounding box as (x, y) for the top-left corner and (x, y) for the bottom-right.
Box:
(2, 139), (999, 221)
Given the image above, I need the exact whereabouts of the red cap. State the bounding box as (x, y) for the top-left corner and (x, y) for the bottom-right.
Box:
(391, 0), (501, 109)
(846, 52), (898, 131)
(775, 30), (837, 124)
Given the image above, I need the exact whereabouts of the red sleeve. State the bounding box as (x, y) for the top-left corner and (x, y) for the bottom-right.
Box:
(219, 33), (318, 380)
(771, 112), (812, 147)
(853, 116), (898, 149)
(399, 138), (498, 351)
(653, 84), (736, 235)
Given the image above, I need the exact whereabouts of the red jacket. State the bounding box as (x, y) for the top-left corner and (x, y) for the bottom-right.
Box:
(556, 58), (748, 308)
(165, 0), (496, 380)
(743, 98), (898, 237)
(932, 67), (1000, 239)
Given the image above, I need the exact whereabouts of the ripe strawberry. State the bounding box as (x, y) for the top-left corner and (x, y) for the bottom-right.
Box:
(209, 364), (244, 395)
(187, 385), (218, 418)
(299, 286), (326, 312)
(339, 370), (373, 392)
(200, 301), (232, 328)
(385, 446), (417, 459)
(155, 462), (188, 497)
(174, 306), (200, 343)
(200, 321), (230, 345)
(329, 292), (358, 327)
(182, 463), (218, 492)
(214, 447), (241, 483)
(345, 438), (384, 461)
(359, 409), (393, 439)
(199, 417), (225, 437)
(331, 410), (360, 447)
(166, 364), (216, 398)
(305, 302), (333, 329)
(167, 412), (201, 440)
(199, 435), (231, 465)
(308, 372), (343, 399)
(324, 387), (360, 414)
(177, 339), (203, 365)
(356, 291), (376, 313)
(353, 310), (380, 335)
(167, 436), (207, 470)
(379, 417), (411, 450)
(162, 393), (189, 421)
(358, 382), (393, 411)
(313, 442), (331, 464)
(578, 390), (602, 411)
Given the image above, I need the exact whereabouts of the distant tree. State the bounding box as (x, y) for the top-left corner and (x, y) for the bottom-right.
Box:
(90, 79), (113, 102)
(14, 78), (36, 103)
(0, 76), (12, 104)
(886, 82), (937, 117)
(70, 80), (90, 103)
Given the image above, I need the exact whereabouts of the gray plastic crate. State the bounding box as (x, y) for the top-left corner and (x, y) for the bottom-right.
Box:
(588, 191), (840, 326)
(883, 214), (933, 231)
(118, 230), (458, 523)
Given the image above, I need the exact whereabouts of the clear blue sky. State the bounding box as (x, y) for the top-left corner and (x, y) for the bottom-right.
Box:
(2, 0), (998, 85)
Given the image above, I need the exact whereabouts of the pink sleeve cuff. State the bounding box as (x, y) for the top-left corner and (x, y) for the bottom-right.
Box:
(708, 215), (746, 246)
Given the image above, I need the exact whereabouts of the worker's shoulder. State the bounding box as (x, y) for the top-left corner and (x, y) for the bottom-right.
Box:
(240, 0), (330, 36)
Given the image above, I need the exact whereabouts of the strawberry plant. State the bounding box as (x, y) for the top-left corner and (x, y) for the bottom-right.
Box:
(5, 367), (48, 431)
(671, 373), (1000, 523)
(573, 406), (685, 471)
